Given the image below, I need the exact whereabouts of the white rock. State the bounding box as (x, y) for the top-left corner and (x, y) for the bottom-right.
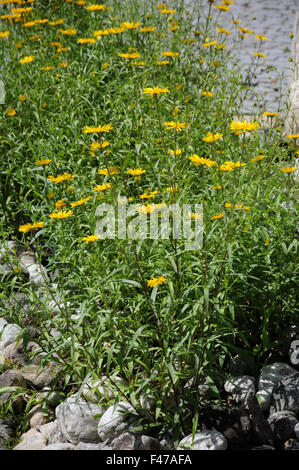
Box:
(13, 428), (47, 450)
(0, 318), (8, 334)
(37, 420), (65, 444)
(0, 323), (23, 350)
(294, 423), (299, 439)
(42, 443), (76, 450)
(97, 402), (136, 442)
(55, 395), (105, 444)
(19, 252), (49, 286)
(256, 389), (272, 411)
(81, 375), (128, 401)
(0, 241), (22, 261)
(177, 431), (228, 450)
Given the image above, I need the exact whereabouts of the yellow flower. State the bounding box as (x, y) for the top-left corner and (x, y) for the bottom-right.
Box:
(140, 27), (156, 32)
(93, 29), (109, 37)
(90, 141), (110, 151)
(203, 132), (223, 143)
(93, 183), (111, 191)
(230, 120), (259, 135)
(41, 66), (55, 71)
(118, 52), (141, 59)
(214, 5), (230, 10)
(86, 4), (106, 10)
(160, 9), (176, 14)
(156, 60), (169, 66)
(216, 27), (230, 35)
(211, 212), (224, 220)
(121, 21), (141, 29)
(219, 161), (246, 171)
(55, 199), (67, 210)
(253, 52), (266, 58)
(140, 190), (158, 199)
(251, 155), (264, 162)
(36, 159), (51, 165)
(49, 210), (73, 219)
(164, 121), (188, 132)
(238, 27), (254, 34)
(128, 168), (146, 176)
(255, 34), (268, 40)
(212, 185), (222, 190)
(47, 174), (74, 184)
(287, 134), (299, 139)
(168, 149), (182, 156)
(20, 55), (35, 64)
(59, 28), (77, 35)
(161, 51), (179, 57)
(142, 87), (170, 96)
(166, 186), (178, 193)
(264, 111), (280, 117)
(98, 167), (119, 175)
(70, 196), (91, 208)
(0, 31), (10, 38)
(281, 167), (296, 173)
(78, 38), (96, 44)
(81, 234), (100, 243)
(137, 203), (166, 214)
(189, 155), (217, 167)
(19, 222), (45, 233)
(83, 124), (113, 133)
(202, 40), (217, 47)
(47, 192), (54, 199)
(7, 109), (16, 117)
(265, 238), (270, 246)
(202, 91), (214, 97)
(49, 19), (64, 26)
(147, 276), (166, 287)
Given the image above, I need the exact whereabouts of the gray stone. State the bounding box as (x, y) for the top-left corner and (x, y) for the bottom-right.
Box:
(42, 443), (76, 450)
(0, 369), (27, 392)
(97, 402), (137, 442)
(19, 252), (49, 286)
(0, 419), (14, 443)
(75, 442), (106, 450)
(27, 404), (48, 428)
(13, 427), (47, 450)
(177, 431), (228, 450)
(0, 319), (8, 334)
(268, 411), (298, 443)
(22, 362), (61, 389)
(0, 324), (23, 350)
(224, 376), (256, 405)
(56, 395), (105, 444)
(104, 432), (161, 450)
(270, 372), (299, 414)
(3, 340), (41, 366)
(37, 420), (65, 444)
(289, 339), (299, 368)
(36, 388), (64, 408)
(295, 423), (299, 439)
(257, 362), (297, 410)
(81, 375), (127, 402)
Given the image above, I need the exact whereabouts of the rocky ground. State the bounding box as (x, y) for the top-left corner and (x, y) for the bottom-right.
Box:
(0, 241), (299, 451)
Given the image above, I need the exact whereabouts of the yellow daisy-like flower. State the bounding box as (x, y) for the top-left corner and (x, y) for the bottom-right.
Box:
(127, 168), (146, 176)
(156, 60), (169, 66)
(86, 4), (106, 10)
(137, 203), (166, 214)
(78, 38), (96, 44)
(253, 52), (266, 58)
(36, 159), (51, 165)
(83, 124), (113, 133)
(251, 155), (264, 162)
(49, 210), (73, 219)
(255, 34), (268, 40)
(230, 120), (259, 135)
(287, 134), (299, 139)
(19, 222), (45, 233)
(202, 91), (214, 97)
(142, 87), (170, 96)
(47, 174), (74, 184)
(98, 167), (119, 175)
(212, 185), (222, 190)
(49, 19), (64, 26)
(20, 56), (35, 64)
(264, 112), (280, 117)
(81, 234), (100, 243)
(147, 276), (166, 287)
(189, 155), (217, 167)
(118, 52), (141, 59)
(219, 161), (246, 171)
(164, 121), (188, 132)
(59, 28), (77, 35)
(19, 94), (27, 102)
(168, 149), (182, 156)
(93, 183), (111, 191)
(90, 141), (110, 151)
(214, 5), (230, 11)
(93, 29), (109, 37)
(121, 21), (141, 30)
(202, 40), (217, 47)
(161, 51), (180, 57)
(7, 109), (16, 117)
(70, 196), (92, 208)
(140, 27), (156, 32)
(0, 31), (10, 39)
(216, 27), (231, 35)
(211, 212), (224, 220)
(55, 199), (67, 210)
(203, 132), (223, 143)
(166, 186), (179, 193)
(281, 167), (296, 173)
(140, 190), (158, 199)
(41, 66), (55, 71)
